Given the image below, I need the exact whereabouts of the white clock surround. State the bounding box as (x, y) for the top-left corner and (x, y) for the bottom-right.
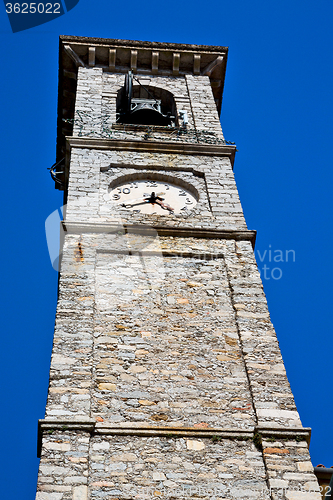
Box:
(100, 166), (212, 220)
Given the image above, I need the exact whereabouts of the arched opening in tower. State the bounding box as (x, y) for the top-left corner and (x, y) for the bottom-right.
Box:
(116, 74), (177, 127)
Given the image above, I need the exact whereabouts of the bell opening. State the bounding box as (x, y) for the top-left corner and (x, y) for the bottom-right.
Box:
(117, 82), (177, 127)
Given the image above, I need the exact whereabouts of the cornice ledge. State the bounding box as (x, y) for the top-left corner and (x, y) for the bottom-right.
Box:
(38, 419), (255, 456)
(62, 221), (256, 247)
(37, 419), (312, 446)
(256, 425), (312, 446)
(66, 137), (237, 161)
(37, 419), (95, 457)
(95, 425), (255, 438)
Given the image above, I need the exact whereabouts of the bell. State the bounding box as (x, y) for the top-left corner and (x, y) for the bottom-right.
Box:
(129, 98), (171, 126)
(117, 71), (173, 126)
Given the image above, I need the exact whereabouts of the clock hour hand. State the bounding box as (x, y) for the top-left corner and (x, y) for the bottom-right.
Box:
(154, 199), (174, 212)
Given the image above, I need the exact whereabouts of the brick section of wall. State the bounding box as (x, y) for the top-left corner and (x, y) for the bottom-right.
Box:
(65, 149), (101, 223)
(102, 73), (119, 128)
(44, 234), (305, 430)
(45, 234), (256, 424)
(38, 233), (321, 499)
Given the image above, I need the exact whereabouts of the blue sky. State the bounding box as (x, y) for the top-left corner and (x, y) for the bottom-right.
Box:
(0, 0), (332, 498)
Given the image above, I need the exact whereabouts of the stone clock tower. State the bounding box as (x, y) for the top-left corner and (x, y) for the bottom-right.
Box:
(36, 36), (320, 500)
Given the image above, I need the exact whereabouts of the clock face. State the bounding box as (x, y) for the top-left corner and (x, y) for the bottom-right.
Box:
(109, 179), (197, 215)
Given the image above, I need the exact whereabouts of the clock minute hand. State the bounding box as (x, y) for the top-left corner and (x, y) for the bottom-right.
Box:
(121, 200), (149, 208)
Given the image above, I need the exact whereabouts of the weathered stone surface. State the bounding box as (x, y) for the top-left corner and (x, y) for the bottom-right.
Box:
(186, 439), (205, 451)
(88, 436), (268, 499)
(297, 462), (314, 472)
(73, 485), (88, 500)
(36, 493), (63, 500)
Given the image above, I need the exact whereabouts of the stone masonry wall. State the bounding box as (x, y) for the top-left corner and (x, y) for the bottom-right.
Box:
(36, 431), (321, 499)
(44, 234), (303, 428)
(224, 240), (304, 430)
(92, 250), (255, 429)
(88, 435), (268, 500)
(36, 233), (320, 499)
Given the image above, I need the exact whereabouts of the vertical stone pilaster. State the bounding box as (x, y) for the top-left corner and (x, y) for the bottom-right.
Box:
(73, 67), (103, 137)
(45, 234), (96, 421)
(224, 240), (303, 429)
(205, 157), (247, 224)
(223, 240), (321, 499)
(102, 73), (124, 131)
(262, 439), (321, 500)
(185, 74), (224, 139)
(65, 149), (100, 223)
(36, 431), (90, 500)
